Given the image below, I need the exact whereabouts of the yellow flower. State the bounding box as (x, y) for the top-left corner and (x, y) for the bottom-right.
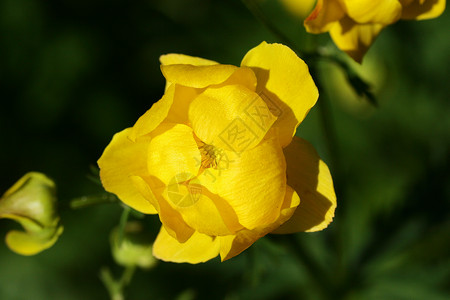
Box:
(305, 0), (446, 62)
(98, 42), (336, 263)
(0, 172), (63, 255)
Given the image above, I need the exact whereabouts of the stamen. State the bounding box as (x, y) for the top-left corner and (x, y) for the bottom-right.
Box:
(198, 142), (220, 169)
(194, 137), (222, 170)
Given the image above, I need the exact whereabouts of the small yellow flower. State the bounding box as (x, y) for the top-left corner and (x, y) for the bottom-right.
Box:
(305, 0), (446, 62)
(98, 42), (336, 263)
(0, 172), (63, 255)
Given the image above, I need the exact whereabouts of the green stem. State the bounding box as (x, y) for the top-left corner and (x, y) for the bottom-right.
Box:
(272, 235), (332, 299)
(69, 193), (118, 209)
(120, 265), (136, 286)
(118, 206), (131, 246)
(316, 76), (341, 176)
(100, 267), (124, 300)
(100, 265), (136, 300)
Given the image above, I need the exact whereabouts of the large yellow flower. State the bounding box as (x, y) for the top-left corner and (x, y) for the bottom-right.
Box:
(98, 42), (336, 263)
(305, 0), (446, 62)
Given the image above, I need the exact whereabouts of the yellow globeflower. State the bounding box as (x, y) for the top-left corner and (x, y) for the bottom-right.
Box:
(98, 42), (337, 263)
(0, 172), (63, 255)
(305, 0), (446, 62)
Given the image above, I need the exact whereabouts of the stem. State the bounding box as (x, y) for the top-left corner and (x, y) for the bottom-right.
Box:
(118, 206), (131, 245)
(272, 235), (332, 299)
(318, 85), (341, 175)
(120, 265), (136, 287)
(308, 63), (342, 182)
(100, 265), (136, 300)
(100, 267), (124, 300)
(69, 193), (118, 209)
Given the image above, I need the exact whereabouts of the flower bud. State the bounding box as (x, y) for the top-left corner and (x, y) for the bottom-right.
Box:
(279, 0), (316, 19)
(110, 221), (156, 269)
(0, 172), (63, 255)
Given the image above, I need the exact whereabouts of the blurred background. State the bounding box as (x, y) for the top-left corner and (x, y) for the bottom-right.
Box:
(0, 0), (449, 299)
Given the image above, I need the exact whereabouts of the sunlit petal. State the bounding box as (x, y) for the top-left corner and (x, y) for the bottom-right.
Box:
(98, 128), (157, 214)
(160, 53), (218, 66)
(219, 186), (300, 261)
(129, 84), (176, 141)
(161, 64), (238, 89)
(189, 84), (276, 152)
(339, 0), (402, 24)
(241, 42), (318, 147)
(153, 226), (220, 263)
(214, 132), (286, 230)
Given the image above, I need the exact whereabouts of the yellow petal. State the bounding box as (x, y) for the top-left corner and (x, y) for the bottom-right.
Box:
(0, 214), (42, 233)
(189, 84), (276, 152)
(274, 137), (336, 234)
(160, 64), (239, 89)
(141, 170), (242, 237)
(147, 123), (201, 185)
(2, 172), (52, 198)
(213, 66), (257, 91)
(152, 226), (220, 263)
(165, 182), (242, 236)
(400, 0), (446, 20)
(129, 84), (175, 141)
(131, 175), (195, 243)
(164, 85), (200, 125)
(98, 128), (157, 214)
(143, 123), (208, 240)
(214, 131), (286, 230)
(304, 0), (346, 33)
(5, 225), (63, 256)
(159, 54), (218, 92)
(329, 16), (384, 63)
(145, 123), (243, 236)
(241, 42), (319, 147)
(339, 0), (402, 24)
(219, 186), (300, 261)
(160, 53), (218, 66)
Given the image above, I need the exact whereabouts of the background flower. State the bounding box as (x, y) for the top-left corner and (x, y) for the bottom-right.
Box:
(305, 0), (446, 62)
(0, 172), (63, 255)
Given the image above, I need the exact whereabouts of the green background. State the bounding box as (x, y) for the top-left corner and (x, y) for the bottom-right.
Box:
(0, 0), (449, 299)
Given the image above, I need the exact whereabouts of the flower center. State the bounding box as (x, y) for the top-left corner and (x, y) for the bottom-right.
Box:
(198, 142), (221, 169)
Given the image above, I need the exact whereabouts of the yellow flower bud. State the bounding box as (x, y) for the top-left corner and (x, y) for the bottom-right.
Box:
(0, 172), (63, 255)
(279, 0), (316, 19)
(110, 221), (156, 269)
